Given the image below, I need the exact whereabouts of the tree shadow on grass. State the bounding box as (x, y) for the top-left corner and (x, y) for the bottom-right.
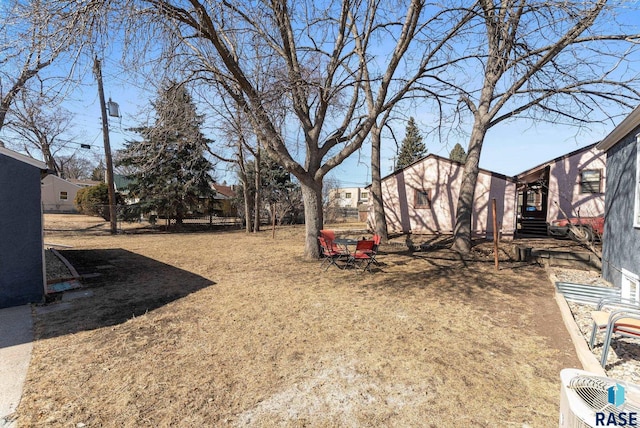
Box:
(35, 248), (215, 340)
(365, 247), (551, 306)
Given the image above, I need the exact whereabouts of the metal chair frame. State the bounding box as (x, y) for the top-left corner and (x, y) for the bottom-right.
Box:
(318, 236), (348, 270)
(345, 239), (376, 273)
(589, 297), (640, 367)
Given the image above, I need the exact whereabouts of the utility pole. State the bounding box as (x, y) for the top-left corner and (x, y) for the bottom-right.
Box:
(93, 56), (118, 234)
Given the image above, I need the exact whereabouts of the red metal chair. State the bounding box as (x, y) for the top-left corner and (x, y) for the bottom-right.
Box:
(369, 234), (381, 266)
(318, 236), (348, 270)
(320, 229), (336, 241)
(345, 239), (376, 273)
(320, 229), (343, 253)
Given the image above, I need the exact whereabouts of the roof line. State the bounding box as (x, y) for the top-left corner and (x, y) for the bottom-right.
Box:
(515, 142), (599, 178)
(596, 105), (640, 151)
(0, 147), (48, 170)
(377, 153), (516, 184)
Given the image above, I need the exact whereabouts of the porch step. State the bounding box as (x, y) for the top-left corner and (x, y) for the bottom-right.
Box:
(518, 219), (548, 236)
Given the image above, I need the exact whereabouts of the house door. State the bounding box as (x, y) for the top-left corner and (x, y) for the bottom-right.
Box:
(517, 180), (549, 236)
(521, 183), (547, 220)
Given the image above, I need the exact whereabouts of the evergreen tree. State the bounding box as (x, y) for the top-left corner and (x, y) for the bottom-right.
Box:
(118, 82), (215, 225)
(235, 154), (302, 225)
(449, 143), (467, 163)
(395, 117), (426, 170)
(91, 160), (105, 182)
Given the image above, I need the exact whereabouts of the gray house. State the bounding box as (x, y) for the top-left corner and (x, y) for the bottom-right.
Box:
(596, 106), (640, 295)
(0, 147), (49, 308)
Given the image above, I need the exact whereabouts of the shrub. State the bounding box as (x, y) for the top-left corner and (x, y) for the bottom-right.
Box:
(74, 183), (122, 221)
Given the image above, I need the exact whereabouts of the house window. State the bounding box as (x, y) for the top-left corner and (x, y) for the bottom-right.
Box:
(59, 191), (68, 200)
(415, 189), (431, 208)
(580, 169), (601, 193)
(345, 192), (352, 199)
(635, 134), (640, 228)
(361, 192), (368, 200)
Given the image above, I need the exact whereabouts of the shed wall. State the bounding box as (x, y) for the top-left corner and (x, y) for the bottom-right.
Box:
(602, 132), (640, 288)
(378, 157), (516, 238)
(547, 146), (606, 222)
(0, 155), (45, 308)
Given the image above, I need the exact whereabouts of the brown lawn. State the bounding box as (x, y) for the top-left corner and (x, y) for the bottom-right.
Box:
(17, 214), (579, 427)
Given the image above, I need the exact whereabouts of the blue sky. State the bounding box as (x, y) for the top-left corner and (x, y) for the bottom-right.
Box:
(329, 114), (615, 188)
(2, 3), (637, 189)
(26, 73), (625, 188)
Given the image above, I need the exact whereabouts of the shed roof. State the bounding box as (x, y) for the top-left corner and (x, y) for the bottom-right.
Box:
(375, 153), (516, 187)
(515, 142), (598, 179)
(0, 147), (48, 170)
(596, 105), (640, 152)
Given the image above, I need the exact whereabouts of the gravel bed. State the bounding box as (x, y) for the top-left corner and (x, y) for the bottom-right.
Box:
(44, 249), (73, 282)
(550, 267), (640, 383)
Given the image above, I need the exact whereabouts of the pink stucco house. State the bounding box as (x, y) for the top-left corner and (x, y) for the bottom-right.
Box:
(370, 143), (606, 239)
(515, 143), (606, 235)
(372, 154), (517, 239)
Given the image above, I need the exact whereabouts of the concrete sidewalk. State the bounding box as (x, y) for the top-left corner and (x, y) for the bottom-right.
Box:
(0, 305), (33, 428)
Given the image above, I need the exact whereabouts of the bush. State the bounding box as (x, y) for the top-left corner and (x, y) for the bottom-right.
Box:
(74, 183), (122, 221)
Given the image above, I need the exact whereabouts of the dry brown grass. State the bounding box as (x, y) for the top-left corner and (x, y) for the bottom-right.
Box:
(17, 214), (579, 427)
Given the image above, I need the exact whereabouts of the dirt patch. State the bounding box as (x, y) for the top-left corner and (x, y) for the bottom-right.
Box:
(17, 214), (580, 427)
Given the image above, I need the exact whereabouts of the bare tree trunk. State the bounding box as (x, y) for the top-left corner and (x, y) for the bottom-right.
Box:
(370, 122), (388, 242)
(451, 120), (487, 254)
(253, 146), (261, 232)
(235, 137), (253, 233)
(300, 179), (323, 259)
(41, 141), (58, 175)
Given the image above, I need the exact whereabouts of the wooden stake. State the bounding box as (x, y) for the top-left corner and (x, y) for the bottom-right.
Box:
(492, 198), (499, 270)
(272, 203), (276, 239)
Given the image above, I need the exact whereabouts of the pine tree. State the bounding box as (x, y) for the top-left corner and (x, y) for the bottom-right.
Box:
(449, 143), (467, 163)
(119, 82), (215, 225)
(396, 117), (426, 170)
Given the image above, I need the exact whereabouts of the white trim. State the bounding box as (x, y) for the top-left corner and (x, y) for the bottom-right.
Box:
(621, 268), (640, 303)
(635, 135), (640, 228)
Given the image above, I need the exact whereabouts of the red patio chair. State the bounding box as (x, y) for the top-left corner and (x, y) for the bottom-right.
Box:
(320, 229), (343, 253)
(345, 239), (376, 273)
(369, 234), (381, 265)
(318, 236), (348, 270)
(320, 229), (336, 241)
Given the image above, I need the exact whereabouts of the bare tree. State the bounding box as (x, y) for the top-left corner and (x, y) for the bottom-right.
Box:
(443, 0), (640, 254)
(57, 154), (93, 179)
(121, 0), (442, 258)
(356, 5), (474, 243)
(0, 0), (108, 138)
(5, 91), (77, 173)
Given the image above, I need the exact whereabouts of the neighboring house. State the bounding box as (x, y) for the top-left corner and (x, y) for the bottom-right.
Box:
(110, 173), (143, 207)
(113, 173), (133, 195)
(41, 175), (82, 213)
(326, 187), (369, 222)
(371, 144), (606, 240)
(68, 178), (102, 188)
(212, 183), (237, 217)
(595, 106), (640, 291)
(515, 143), (606, 235)
(372, 154), (517, 238)
(328, 187), (370, 209)
(0, 147), (48, 308)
